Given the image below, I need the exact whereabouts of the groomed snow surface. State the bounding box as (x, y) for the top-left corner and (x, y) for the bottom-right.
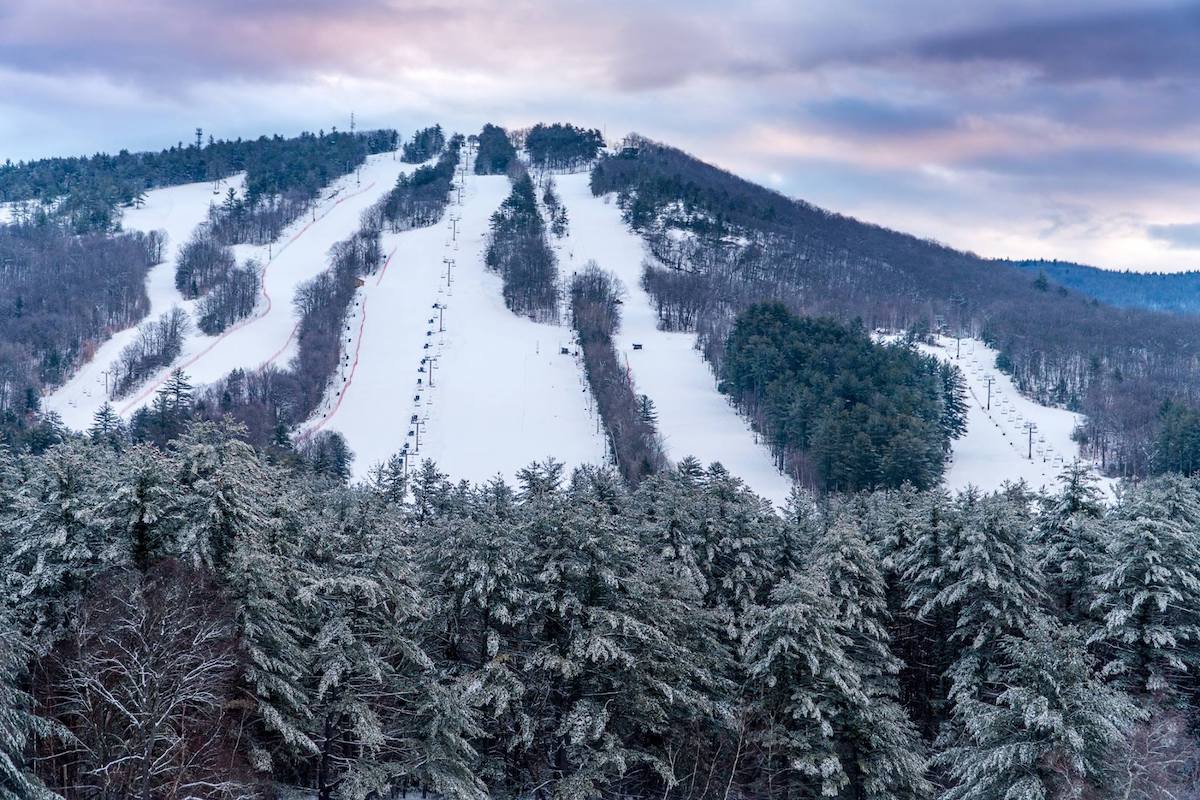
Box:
(46, 153), (416, 428)
(38, 145), (1113, 501)
(44, 174), (242, 429)
(917, 335), (1115, 495)
(552, 171), (796, 507)
(303, 151), (606, 484)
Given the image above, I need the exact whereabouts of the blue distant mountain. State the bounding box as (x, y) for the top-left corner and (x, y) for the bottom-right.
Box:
(1006, 259), (1200, 315)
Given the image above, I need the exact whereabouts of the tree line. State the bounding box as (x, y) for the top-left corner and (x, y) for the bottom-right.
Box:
(402, 125), (447, 163)
(569, 262), (666, 482)
(1, 416), (1197, 799)
(591, 137), (1200, 480)
(377, 135), (463, 232)
(474, 124), (517, 176)
(523, 123), (605, 171)
(485, 166), (560, 323)
(720, 304), (967, 490)
(0, 220), (162, 440)
(0, 128), (398, 234)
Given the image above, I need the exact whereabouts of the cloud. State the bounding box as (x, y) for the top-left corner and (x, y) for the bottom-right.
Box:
(914, 2), (1200, 82)
(2, 0), (1199, 272)
(804, 97), (958, 136)
(1148, 223), (1200, 249)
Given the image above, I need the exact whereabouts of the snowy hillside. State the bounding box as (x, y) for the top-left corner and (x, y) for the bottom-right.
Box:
(47, 152), (417, 427)
(304, 152), (606, 483)
(44, 175), (242, 429)
(552, 172), (795, 506)
(916, 335), (1114, 494)
(34, 140), (1110, 501)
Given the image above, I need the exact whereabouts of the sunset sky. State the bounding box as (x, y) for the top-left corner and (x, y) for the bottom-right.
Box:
(2, 0), (1199, 271)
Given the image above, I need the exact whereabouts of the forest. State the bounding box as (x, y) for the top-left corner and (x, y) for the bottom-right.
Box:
(524, 123), (605, 171)
(485, 167), (560, 322)
(1009, 259), (1200, 314)
(0, 129), (398, 234)
(592, 137), (1200, 479)
(0, 221), (162, 440)
(1, 409), (1198, 800)
(570, 262), (666, 482)
(720, 304), (966, 491)
(474, 124), (517, 176)
(402, 125), (447, 164)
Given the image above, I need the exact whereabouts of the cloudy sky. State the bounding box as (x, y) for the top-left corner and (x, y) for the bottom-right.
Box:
(2, 0), (1199, 271)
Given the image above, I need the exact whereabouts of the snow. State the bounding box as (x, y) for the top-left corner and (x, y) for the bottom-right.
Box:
(916, 335), (1115, 496)
(47, 153), (417, 428)
(307, 151), (606, 484)
(552, 172), (796, 507)
(44, 176), (240, 429)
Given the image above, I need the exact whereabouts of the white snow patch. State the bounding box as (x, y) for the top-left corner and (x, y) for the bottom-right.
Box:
(552, 173), (795, 507)
(109, 153), (417, 421)
(916, 335), (1115, 495)
(307, 153), (606, 484)
(44, 176), (241, 429)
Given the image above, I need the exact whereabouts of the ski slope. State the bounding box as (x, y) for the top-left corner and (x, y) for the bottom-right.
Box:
(916, 335), (1114, 495)
(308, 152), (606, 483)
(48, 152), (417, 428)
(552, 172), (796, 507)
(44, 176), (239, 429)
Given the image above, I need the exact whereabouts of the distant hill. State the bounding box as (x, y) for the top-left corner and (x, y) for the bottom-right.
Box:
(1008, 259), (1200, 315)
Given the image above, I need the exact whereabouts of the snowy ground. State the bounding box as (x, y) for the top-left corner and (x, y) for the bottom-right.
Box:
(47, 152), (416, 426)
(552, 172), (796, 507)
(915, 335), (1115, 495)
(44, 176), (241, 429)
(306, 151), (606, 484)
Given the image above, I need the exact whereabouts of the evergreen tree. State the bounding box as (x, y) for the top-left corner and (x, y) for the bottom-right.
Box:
(1088, 475), (1200, 696)
(814, 517), (931, 800)
(88, 401), (126, 450)
(1034, 462), (1106, 623)
(0, 608), (56, 800)
(936, 618), (1137, 800)
(744, 572), (863, 798)
(173, 420), (270, 571)
(932, 494), (1043, 707)
(524, 467), (717, 800)
(3, 440), (105, 643)
(693, 463), (776, 636)
(93, 443), (178, 569)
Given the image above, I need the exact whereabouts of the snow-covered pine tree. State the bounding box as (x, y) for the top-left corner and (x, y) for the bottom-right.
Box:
(172, 419), (271, 571)
(693, 463), (777, 638)
(1034, 461), (1107, 623)
(88, 401), (126, 450)
(933, 493), (1043, 707)
(300, 487), (464, 800)
(410, 460), (452, 522)
(895, 487), (959, 736)
(627, 465), (707, 603)
(1088, 475), (1200, 697)
(524, 466), (717, 800)
(936, 617), (1137, 800)
(744, 571), (862, 799)
(0, 608), (56, 800)
(93, 443), (178, 569)
(814, 516), (931, 800)
(3, 439), (107, 645)
(416, 475), (533, 792)
(777, 484), (822, 582)
(173, 423), (317, 774)
(370, 452), (409, 506)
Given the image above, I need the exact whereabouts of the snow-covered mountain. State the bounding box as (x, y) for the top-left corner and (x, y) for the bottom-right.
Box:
(40, 134), (1107, 499)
